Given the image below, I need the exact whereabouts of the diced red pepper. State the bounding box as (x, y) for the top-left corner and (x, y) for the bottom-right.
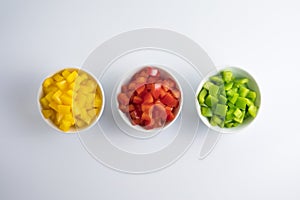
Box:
(141, 104), (152, 112)
(128, 104), (135, 112)
(166, 111), (175, 122)
(135, 85), (145, 95)
(152, 104), (167, 121)
(143, 92), (154, 104)
(132, 96), (143, 104)
(118, 66), (181, 130)
(146, 67), (160, 77)
(161, 92), (178, 107)
(121, 85), (128, 93)
(150, 83), (161, 100)
(171, 89), (181, 99)
(119, 104), (128, 113)
(128, 82), (136, 90)
(118, 93), (129, 106)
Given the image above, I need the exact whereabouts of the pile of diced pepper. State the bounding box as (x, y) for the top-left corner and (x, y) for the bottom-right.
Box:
(39, 69), (103, 132)
(118, 67), (181, 130)
(198, 70), (258, 128)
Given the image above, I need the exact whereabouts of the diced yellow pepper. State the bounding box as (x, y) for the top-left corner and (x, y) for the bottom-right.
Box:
(59, 120), (72, 132)
(66, 71), (78, 83)
(40, 68), (103, 132)
(86, 93), (95, 104)
(45, 91), (54, 102)
(79, 73), (88, 81)
(63, 113), (75, 125)
(53, 74), (64, 82)
(42, 109), (53, 119)
(72, 103), (81, 116)
(94, 94), (102, 108)
(49, 101), (58, 112)
(52, 90), (62, 104)
(74, 82), (81, 92)
(66, 90), (73, 97)
(88, 109), (98, 118)
(43, 86), (58, 94)
(80, 109), (91, 124)
(57, 105), (71, 114)
(43, 78), (54, 88)
(40, 97), (49, 109)
(62, 69), (71, 78)
(56, 112), (64, 123)
(56, 80), (67, 90)
(75, 118), (86, 128)
(60, 94), (72, 105)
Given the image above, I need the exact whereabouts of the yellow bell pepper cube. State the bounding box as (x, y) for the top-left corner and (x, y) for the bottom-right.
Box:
(42, 109), (53, 119)
(59, 120), (72, 132)
(53, 74), (64, 82)
(60, 94), (72, 106)
(52, 90), (62, 104)
(66, 71), (78, 83)
(56, 80), (67, 90)
(43, 78), (54, 88)
(62, 69), (71, 78)
(57, 105), (71, 114)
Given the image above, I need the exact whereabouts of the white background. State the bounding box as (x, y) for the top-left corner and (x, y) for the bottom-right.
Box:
(1, 0), (300, 199)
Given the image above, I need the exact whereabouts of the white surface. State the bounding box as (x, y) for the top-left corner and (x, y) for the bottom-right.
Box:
(1, 0), (300, 199)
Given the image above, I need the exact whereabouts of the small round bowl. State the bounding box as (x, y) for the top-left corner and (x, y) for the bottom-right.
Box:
(115, 65), (183, 135)
(195, 66), (261, 134)
(38, 68), (105, 133)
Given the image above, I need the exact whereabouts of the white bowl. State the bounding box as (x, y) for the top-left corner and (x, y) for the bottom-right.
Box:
(37, 68), (105, 133)
(114, 65), (183, 135)
(195, 66), (261, 134)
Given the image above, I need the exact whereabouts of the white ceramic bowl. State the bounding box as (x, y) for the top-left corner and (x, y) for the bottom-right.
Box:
(195, 66), (261, 133)
(115, 65), (183, 134)
(38, 68), (105, 133)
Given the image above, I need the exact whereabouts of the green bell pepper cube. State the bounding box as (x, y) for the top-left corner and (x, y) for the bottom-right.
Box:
(222, 70), (233, 83)
(235, 97), (248, 110)
(214, 104), (228, 117)
(198, 89), (207, 104)
(201, 106), (213, 117)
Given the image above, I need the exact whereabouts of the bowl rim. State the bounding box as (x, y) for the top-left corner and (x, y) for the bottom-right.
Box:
(114, 64), (184, 135)
(195, 66), (261, 134)
(37, 67), (105, 134)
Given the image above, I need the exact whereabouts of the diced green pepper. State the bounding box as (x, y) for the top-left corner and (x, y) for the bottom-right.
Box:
(209, 84), (219, 97)
(222, 70), (233, 83)
(248, 105), (258, 118)
(218, 95), (227, 104)
(211, 115), (223, 126)
(214, 104), (228, 117)
(235, 97), (248, 110)
(203, 81), (214, 90)
(201, 106), (213, 117)
(233, 108), (243, 118)
(199, 69), (259, 129)
(210, 76), (224, 85)
(226, 108), (235, 121)
(245, 98), (254, 107)
(224, 82), (234, 91)
(234, 111), (245, 124)
(228, 102), (235, 109)
(198, 89), (207, 104)
(239, 86), (249, 97)
(236, 78), (249, 84)
(226, 89), (235, 97)
(229, 93), (239, 104)
(219, 85), (226, 96)
(205, 95), (219, 107)
(225, 122), (235, 128)
(247, 91), (257, 102)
